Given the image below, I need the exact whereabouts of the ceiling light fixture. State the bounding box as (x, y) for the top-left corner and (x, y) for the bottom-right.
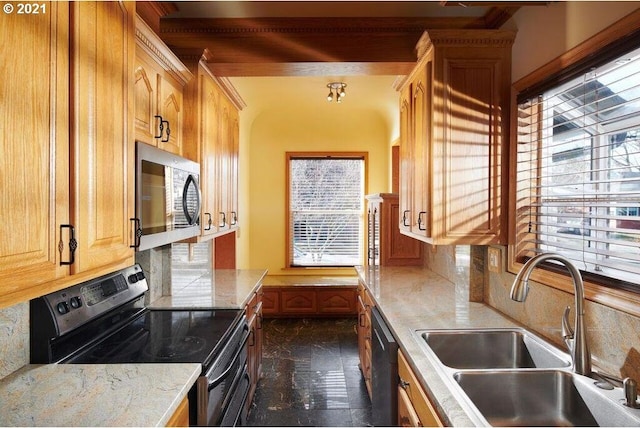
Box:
(326, 82), (347, 103)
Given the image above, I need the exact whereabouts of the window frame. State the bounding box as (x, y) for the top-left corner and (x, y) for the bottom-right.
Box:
(285, 151), (368, 269)
(508, 9), (640, 317)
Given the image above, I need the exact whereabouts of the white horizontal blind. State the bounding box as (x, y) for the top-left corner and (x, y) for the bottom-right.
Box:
(516, 46), (640, 285)
(289, 156), (364, 267)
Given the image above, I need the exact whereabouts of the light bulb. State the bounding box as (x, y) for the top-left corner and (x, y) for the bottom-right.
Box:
(339, 85), (346, 97)
(327, 90), (333, 102)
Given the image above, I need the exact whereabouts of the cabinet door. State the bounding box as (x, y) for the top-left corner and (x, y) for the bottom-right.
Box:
(70, 0), (135, 273)
(382, 197), (423, 265)
(157, 72), (183, 155)
(281, 290), (316, 314)
(398, 87), (412, 235)
(398, 387), (421, 427)
(0, 1), (69, 306)
(411, 62), (431, 238)
(229, 107), (240, 229)
(318, 289), (357, 315)
(440, 59), (504, 241)
(134, 55), (158, 145)
(200, 73), (221, 236)
(398, 350), (443, 427)
(216, 100), (231, 231)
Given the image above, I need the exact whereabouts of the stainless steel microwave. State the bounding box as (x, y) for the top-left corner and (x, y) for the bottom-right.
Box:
(133, 142), (201, 251)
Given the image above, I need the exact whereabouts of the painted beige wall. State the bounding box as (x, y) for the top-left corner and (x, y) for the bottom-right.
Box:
(507, 1), (639, 82)
(242, 106), (391, 274)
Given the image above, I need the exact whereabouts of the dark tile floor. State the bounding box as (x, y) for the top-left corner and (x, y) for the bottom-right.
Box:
(246, 318), (373, 427)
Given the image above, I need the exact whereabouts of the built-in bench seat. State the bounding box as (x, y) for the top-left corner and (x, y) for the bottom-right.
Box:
(262, 275), (358, 317)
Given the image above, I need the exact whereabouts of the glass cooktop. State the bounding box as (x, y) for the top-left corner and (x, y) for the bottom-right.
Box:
(66, 309), (243, 367)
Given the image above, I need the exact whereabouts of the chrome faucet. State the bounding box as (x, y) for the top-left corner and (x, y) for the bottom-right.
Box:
(510, 253), (592, 376)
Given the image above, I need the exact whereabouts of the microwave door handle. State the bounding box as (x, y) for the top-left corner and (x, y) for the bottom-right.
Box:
(182, 174), (201, 225)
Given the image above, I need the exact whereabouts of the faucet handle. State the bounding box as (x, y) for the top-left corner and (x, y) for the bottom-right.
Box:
(561, 306), (574, 350)
(624, 378), (640, 408)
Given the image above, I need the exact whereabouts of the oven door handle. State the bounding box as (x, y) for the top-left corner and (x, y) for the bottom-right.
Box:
(208, 326), (250, 391)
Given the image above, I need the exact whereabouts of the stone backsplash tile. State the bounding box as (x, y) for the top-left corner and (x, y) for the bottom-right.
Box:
(0, 302), (29, 379)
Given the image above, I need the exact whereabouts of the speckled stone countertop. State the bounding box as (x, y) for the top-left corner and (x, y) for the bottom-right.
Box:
(262, 275), (358, 287)
(355, 265), (522, 427)
(0, 363), (200, 427)
(150, 269), (268, 309)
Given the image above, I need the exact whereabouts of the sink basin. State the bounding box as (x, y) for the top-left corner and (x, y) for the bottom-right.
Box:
(454, 370), (640, 427)
(419, 329), (571, 369)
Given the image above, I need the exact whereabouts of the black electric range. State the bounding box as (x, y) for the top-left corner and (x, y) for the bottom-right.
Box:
(30, 264), (251, 426)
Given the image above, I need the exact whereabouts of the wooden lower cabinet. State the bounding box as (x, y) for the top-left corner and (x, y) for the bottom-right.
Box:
(262, 286), (357, 317)
(166, 396), (189, 427)
(398, 350), (443, 427)
(357, 282), (372, 399)
(245, 287), (264, 415)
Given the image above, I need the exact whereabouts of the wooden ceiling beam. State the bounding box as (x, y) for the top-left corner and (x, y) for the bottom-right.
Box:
(156, 8), (522, 76)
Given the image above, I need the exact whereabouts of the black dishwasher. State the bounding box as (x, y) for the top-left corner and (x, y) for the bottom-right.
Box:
(371, 306), (399, 426)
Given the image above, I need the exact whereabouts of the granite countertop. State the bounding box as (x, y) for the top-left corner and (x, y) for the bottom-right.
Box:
(0, 363), (201, 427)
(150, 269), (268, 309)
(263, 275), (358, 286)
(355, 265), (521, 427)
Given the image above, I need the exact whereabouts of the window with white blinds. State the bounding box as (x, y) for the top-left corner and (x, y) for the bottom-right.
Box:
(516, 46), (640, 287)
(287, 154), (365, 267)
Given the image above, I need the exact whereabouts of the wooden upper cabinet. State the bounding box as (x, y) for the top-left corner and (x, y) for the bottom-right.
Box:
(182, 57), (221, 237)
(0, 1), (70, 307)
(398, 29), (515, 245)
(367, 194), (422, 267)
(0, 1), (137, 308)
(181, 53), (244, 241)
(134, 17), (191, 155)
(70, 0), (136, 273)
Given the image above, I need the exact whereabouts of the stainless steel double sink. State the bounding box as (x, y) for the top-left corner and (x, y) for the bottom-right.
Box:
(414, 328), (640, 426)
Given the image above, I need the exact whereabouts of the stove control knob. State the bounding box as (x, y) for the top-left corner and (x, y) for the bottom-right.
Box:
(56, 301), (70, 315)
(69, 296), (82, 309)
(136, 272), (145, 281)
(128, 274), (138, 284)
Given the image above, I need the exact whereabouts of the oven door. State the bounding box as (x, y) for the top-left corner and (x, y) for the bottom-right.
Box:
(197, 319), (250, 426)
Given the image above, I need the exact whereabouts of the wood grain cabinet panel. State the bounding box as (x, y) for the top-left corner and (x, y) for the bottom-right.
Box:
(318, 289), (357, 314)
(166, 396), (189, 427)
(71, 0), (136, 274)
(262, 286), (357, 317)
(367, 193), (422, 266)
(245, 287), (263, 417)
(281, 290), (317, 314)
(357, 282), (373, 399)
(261, 289), (279, 315)
(0, 1), (70, 307)
(398, 30), (514, 245)
(0, 1), (138, 309)
(398, 350), (443, 427)
(134, 18), (191, 156)
(181, 54), (242, 241)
